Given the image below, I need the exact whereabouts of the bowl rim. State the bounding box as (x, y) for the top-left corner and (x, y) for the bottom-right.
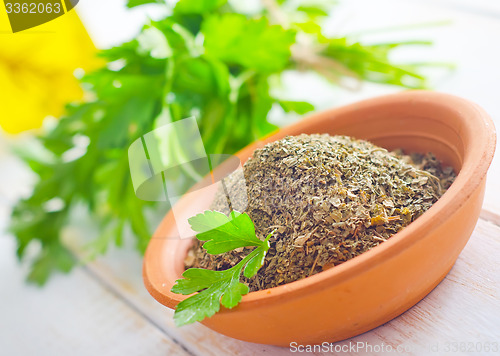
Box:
(143, 90), (497, 310)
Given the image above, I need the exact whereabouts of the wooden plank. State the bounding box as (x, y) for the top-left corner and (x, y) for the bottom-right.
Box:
(0, 236), (191, 356)
(78, 216), (500, 355)
(480, 209), (500, 228)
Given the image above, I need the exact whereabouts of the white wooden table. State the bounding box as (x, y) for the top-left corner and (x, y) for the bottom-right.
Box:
(1, 0), (500, 355)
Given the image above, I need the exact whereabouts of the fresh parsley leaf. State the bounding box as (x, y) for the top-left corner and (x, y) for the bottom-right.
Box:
(171, 211), (273, 326)
(202, 14), (296, 73)
(127, 0), (166, 8)
(173, 283), (226, 326)
(188, 210), (262, 254)
(170, 267), (231, 295)
(279, 100), (315, 115)
(297, 5), (329, 18)
(26, 242), (75, 286)
(243, 230), (274, 278)
(174, 0), (227, 14)
(322, 38), (431, 88)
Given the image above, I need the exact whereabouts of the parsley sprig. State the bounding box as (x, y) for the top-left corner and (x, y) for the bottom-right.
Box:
(171, 210), (274, 326)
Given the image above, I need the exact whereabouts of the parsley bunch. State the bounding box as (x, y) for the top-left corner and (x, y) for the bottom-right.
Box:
(10, 0), (437, 285)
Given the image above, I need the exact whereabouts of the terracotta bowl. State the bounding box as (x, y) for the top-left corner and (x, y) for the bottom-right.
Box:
(143, 91), (496, 346)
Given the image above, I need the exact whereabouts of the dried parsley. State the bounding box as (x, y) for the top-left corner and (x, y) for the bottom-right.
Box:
(186, 134), (456, 291)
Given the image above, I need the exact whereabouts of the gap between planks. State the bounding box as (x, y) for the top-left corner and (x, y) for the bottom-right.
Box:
(480, 208), (500, 228)
(81, 264), (197, 356)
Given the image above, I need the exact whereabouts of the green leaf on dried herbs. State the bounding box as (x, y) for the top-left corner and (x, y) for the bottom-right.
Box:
(188, 210), (263, 254)
(171, 210), (272, 326)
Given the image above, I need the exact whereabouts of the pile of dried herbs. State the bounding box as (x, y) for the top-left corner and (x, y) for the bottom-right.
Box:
(186, 134), (456, 291)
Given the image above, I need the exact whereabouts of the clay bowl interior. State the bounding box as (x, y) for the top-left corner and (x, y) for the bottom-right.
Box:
(143, 91), (496, 346)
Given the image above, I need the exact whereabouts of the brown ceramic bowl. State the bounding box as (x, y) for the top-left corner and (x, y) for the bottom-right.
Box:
(143, 91), (496, 346)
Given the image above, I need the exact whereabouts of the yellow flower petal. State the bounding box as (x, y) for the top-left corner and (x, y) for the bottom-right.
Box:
(0, 7), (99, 134)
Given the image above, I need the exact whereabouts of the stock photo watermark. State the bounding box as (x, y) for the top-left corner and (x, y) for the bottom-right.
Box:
(289, 341), (499, 354)
(3, 0), (79, 33)
(128, 117), (248, 239)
